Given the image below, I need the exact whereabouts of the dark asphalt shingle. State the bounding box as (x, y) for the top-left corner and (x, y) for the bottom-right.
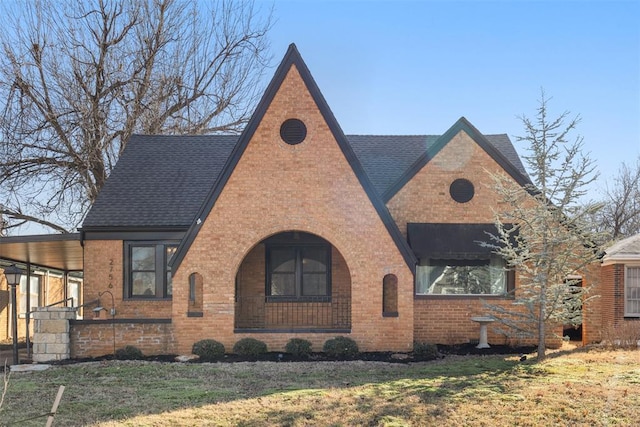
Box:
(82, 133), (528, 229)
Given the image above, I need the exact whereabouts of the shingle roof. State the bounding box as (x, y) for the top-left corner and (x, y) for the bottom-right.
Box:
(602, 233), (640, 264)
(82, 134), (237, 229)
(82, 132), (527, 229)
(348, 133), (528, 197)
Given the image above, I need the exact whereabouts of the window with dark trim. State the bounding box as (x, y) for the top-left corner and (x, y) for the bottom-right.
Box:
(266, 232), (331, 300)
(416, 255), (514, 295)
(124, 241), (178, 299)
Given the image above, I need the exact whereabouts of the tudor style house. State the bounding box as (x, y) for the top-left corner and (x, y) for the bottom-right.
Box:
(69, 43), (596, 357)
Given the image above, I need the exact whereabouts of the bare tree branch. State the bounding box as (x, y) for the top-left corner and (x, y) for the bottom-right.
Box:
(594, 156), (640, 240)
(0, 0), (273, 232)
(1, 206), (70, 234)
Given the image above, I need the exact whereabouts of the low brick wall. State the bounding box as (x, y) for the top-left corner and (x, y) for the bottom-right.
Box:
(70, 319), (175, 358)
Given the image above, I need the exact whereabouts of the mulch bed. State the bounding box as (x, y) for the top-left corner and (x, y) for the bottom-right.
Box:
(31, 343), (536, 367)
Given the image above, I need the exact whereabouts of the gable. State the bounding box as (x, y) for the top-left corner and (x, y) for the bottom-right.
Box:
(382, 117), (531, 202)
(349, 131), (528, 201)
(170, 44), (417, 273)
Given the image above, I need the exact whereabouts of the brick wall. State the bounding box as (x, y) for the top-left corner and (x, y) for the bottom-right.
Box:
(83, 240), (172, 319)
(171, 64), (414, 354)
(70, 320), (175, 358)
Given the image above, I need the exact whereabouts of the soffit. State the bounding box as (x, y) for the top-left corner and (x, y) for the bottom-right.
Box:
(0, 233), (83, 271)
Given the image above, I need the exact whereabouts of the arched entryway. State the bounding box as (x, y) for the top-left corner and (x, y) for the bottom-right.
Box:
(234, 231), (351, 332)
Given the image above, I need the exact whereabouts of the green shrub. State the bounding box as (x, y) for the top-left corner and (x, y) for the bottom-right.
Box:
(285, 338), (313, 358)
(115, 345), (143, 360)
(322, 336), (359, 359)
(233, 338), (268, 357)
(413, 342), (440, 361)
(192, 339), (225, 361)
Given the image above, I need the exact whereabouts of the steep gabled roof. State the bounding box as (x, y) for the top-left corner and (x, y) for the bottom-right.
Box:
(170, 44), (418, 273)
(381, 117), (532, 201)
(82, 134), (237, 229)
(349, 132), (528, 200)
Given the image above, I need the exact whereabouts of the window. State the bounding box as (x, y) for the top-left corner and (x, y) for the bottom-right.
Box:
(67, 278), (82, 308)
(416, 255), (513, 295)
(19, 274), (42, 318)
(266, 235), (330, 299)
(625, 266), (640, 317)
(125, 242), (178, 298)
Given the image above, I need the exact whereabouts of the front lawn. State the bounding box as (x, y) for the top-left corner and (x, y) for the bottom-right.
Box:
(1, 345), (638, 426)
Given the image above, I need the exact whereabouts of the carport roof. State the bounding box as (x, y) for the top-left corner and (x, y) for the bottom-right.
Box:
(0, 233), (83, 271)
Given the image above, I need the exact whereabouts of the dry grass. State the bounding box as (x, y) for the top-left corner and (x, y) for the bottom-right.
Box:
(1, 344), (639, 426)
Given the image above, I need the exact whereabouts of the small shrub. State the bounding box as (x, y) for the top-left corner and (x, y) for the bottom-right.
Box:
(192, 339), (225, 361)
(413, 342), (440, 361)
(233, 338), (268, 357)
(323, 336), (359, 359)
(285, 338), (312, 358)
(115, 345), (143, 360)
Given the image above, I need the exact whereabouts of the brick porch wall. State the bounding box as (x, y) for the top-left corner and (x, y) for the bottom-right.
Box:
(70, 320), (175, 358)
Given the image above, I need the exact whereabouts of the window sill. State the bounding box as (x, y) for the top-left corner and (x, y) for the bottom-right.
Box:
(187, 311), (203, 318)
(382, 311), (399, 318)
(265, 296), (331, 303)
(123, 297), (172, 302)
(415, 294), (514, 300)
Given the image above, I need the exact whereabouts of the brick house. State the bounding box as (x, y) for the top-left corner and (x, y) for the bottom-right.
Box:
(599, 234), (640, 332)
(4, 44), (598, 357)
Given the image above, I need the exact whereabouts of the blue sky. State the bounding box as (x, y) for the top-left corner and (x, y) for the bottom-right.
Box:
(260, 0), (640, 197)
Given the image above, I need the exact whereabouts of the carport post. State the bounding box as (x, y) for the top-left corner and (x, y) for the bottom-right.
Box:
(4, 264), (23, 365)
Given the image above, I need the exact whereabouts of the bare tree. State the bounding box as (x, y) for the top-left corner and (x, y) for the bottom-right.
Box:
(484, 91), (602, 361)
(595, 157), (640, 240)
(0, 0), (272, 232)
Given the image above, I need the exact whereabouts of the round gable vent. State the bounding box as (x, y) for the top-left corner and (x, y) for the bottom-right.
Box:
(450, 178), (474, 203)
(280, 118), (307, 145)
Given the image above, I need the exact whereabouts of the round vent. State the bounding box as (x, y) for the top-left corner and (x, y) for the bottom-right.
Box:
(449, 178), (474, 203)
(280, 118), (307, 145)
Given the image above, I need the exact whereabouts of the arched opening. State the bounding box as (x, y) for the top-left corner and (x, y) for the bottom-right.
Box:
(234, 231), (351, 331)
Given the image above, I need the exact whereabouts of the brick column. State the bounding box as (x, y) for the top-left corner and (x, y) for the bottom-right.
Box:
(32, 307), (76, 362)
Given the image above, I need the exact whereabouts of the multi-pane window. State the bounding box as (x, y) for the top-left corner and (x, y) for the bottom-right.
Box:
(625, 266), (640, 317)
(267, 242), (330, 298)
(416, 255), (511, 295)
(125, 242), (178, 298)
(19, 274), (42, 318)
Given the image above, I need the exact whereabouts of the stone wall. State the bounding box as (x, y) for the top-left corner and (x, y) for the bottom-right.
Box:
(32, 307), (76, 362)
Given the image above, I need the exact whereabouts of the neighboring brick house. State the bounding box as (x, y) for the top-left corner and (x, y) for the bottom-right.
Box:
(54, 44), (589, 356)
(599, 234), (640, 333)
